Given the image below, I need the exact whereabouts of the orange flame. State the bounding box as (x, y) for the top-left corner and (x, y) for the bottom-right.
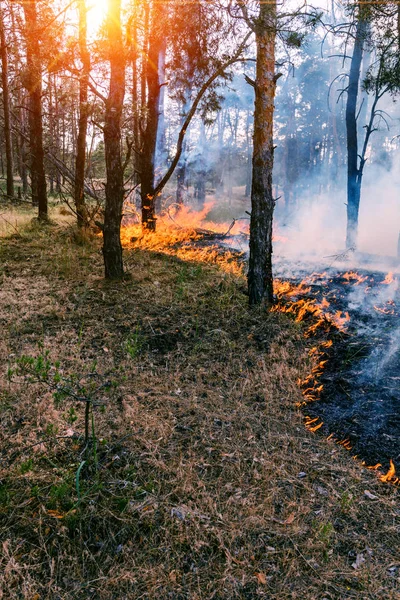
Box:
(381, 272), (395, 285)
(374, 305), (395, 315)
(342, 271), (368, 285)
(380, 460), (396, 483)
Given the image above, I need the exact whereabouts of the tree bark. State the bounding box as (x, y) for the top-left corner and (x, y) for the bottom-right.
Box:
(22, 0), (47, 220)
(74, 0), (90, 228)
(175, 56), (192, 206)
(141, 0), (166, 231)
(345, 11), (367, 249)
(128, 8), (140, 192)
(102, 0), (126, 279)
(247, 1), (277, 306)
(0, 3), (14, 199)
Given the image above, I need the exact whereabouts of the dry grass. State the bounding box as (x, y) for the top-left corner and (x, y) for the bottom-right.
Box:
(0, 215), (399, 599)
(0, 203), (75, 238)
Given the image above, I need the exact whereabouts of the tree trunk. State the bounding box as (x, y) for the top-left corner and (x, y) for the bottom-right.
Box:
(345, 12), (367, 249)
(245, 109), (252, 198)
(247, 0), (277, 306)
(0, 3), (14, 199)
(22, 0), (47, 220)
(155, 41), (167, 179)
(74, 0), (90, 228)
(102, 0), (126, 279)
(141, 0), (166, 231)
(128, 7), (140, 195)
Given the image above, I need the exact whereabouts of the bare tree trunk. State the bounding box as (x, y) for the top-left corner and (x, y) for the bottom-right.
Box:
(140, 1), (167, 230)
(0, 3), (14, 199)
(345, 11), (368, 249)
(74, 0), (90, 228)
(141, 0), (166, 231)
(19, 100), (28, 193)
(244, 108), (252, 198)
(176, 56), (192, 206)
(22, 0), (47, 220)
(141, 0), (149, 109)
(155, 41), (167, 178)
(248, 0), (277, 306)
(128, 7), (140, 192)
(102, 0), (125, 279)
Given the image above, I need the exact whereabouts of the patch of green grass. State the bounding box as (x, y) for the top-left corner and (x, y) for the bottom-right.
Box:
(0, 483), (10, 507)
(123, 327), (144, 359)
(20, 458), (34, 474)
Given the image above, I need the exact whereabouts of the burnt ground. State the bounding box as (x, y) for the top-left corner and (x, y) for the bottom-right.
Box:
(0, 219), (399, 599)
(274, 265), (400, 474)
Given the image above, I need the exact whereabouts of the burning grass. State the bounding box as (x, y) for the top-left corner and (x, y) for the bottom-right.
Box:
(272, 268), (400, 485)
(0, 215), (399, 599)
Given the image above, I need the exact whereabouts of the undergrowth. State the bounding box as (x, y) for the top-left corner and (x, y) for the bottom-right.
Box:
(0, 216), (398, 599)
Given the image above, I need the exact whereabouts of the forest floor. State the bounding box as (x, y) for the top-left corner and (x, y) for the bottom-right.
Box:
(0, 205), (399, 600)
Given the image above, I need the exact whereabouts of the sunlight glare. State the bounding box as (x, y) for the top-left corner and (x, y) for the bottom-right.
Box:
(88, 0), (108, 33)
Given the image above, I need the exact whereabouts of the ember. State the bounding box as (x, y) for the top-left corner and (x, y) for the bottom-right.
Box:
(381, 272), (395, 285)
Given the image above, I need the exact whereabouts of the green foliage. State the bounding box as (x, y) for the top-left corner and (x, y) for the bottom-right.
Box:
(9, 345), (119, 449)
(65, 407), (78, 425)
(318, 521), (334, 544)
(45, 423), (58, 436)
(364, 54), (400, 97)
(123, 327), (143, 359)
(75, 461), (86, 503)
(0, 483), (10, 506)
(285, 32), (306, 49)
(340, 491), (354, 511)
(20, 458), (34, 474)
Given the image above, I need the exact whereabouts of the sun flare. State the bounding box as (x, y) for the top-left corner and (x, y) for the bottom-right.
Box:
(88, 0), (108, 31)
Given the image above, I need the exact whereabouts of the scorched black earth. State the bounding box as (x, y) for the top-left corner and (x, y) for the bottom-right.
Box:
(275, 262), (400, 476)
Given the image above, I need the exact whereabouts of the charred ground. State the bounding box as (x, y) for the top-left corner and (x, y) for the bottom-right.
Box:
(273, 265), (400, 474)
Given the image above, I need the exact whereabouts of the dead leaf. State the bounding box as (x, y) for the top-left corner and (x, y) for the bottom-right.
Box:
(255, 572), (267, 585)
(47, 509), (64, 520)
(284, 512), (296, 525)
(169, 571), (177, 583)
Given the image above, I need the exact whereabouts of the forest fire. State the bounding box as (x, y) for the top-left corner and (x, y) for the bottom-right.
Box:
(274, 261), (400, 486)
(121, 207), (399, 487)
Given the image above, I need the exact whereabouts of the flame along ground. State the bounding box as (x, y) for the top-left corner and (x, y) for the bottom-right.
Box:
(273, 269), (400, 486)
(120, 201), (399, 486)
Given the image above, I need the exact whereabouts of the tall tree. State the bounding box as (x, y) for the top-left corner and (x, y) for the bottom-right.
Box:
(245, 0), (278, 306)
(140, 0), (167, 231)
(345, 6), (368, 249)
(74, 0), (90, 228)
(102, 0), (126, 278)
(0, 1), (14, 199)
(21, 0), (47, 220)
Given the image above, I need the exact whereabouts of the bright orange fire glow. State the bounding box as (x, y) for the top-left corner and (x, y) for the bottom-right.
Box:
(160, 201), (249, 235)
(120, 210), (398, 487)
(120, 202), (291, 276)
(342, 271), (368, 285)
(374, 305), (396, 315)
(273, 279), (351, 336)
(381, 272), (395, 285)
(380, 460), (397, 483)
(305, 416), (324, 432)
